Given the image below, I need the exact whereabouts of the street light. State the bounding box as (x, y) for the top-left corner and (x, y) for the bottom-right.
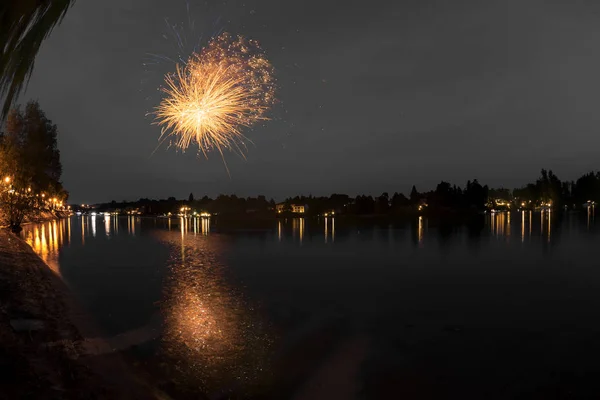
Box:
(3, 176), (10, 184)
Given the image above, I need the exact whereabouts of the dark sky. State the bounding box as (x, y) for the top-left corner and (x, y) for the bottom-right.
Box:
(21, 0), (600, 203)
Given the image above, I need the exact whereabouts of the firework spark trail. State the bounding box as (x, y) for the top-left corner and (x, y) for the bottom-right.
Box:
(153, 33), (276, 172)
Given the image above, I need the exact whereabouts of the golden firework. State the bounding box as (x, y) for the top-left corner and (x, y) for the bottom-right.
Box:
(154, 33), (276, 159)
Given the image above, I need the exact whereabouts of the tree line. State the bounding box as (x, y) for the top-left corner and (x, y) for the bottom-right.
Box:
(0, 102), (66, 231)
(91, 169), (600, 218)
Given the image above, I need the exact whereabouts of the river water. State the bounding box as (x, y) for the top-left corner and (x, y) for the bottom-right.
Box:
(20, 210), (600, 398)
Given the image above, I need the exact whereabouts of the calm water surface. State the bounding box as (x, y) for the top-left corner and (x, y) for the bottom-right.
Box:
(20, 211), (600, 398)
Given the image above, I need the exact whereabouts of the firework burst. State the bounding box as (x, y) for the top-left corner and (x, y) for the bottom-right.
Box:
(153, 33), (276, 164)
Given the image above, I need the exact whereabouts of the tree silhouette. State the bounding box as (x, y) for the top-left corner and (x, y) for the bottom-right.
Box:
(0, 102), (65, 231)
(410, 185), (419, 205)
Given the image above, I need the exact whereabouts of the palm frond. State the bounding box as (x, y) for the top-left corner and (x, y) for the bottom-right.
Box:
(0, 0), (75, 121)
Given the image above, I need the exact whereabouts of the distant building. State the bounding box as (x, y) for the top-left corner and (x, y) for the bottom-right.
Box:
(291, 204), (306, 214)
(275, 203), (306, 214)
(125, 207), (141, 215)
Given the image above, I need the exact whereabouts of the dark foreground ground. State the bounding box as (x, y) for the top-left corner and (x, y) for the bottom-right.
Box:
(0, 229), (163, 399)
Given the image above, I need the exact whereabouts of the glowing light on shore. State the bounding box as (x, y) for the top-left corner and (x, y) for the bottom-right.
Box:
(153, 33), (276, 165)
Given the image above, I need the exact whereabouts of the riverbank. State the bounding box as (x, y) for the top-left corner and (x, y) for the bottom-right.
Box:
(0, 228), (158, 398)
(0, 209), (70, 230)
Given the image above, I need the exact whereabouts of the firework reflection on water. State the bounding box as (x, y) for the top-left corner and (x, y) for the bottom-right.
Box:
(156, 229), (273, 394)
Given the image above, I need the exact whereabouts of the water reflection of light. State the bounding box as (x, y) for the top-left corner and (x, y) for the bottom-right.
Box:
(332, 217), (335, 242)
(128, 216), (136, 236)
(521, 211), (525, 243)
(168, 218), (172, 231)
(41, 225), (48, 258)
(277, 220), (282, 242)
(52, 221), (59, 253)
(201, 218), (210, 235)
(540, 209), (544, 235)
(81, 216), (85, 245)
(291, 218), (305, 242)
(588, 207), (591, 230)
(57, 220), (63, 250)
(547, 209), (551, 242)
(157, 231), (271, 391)
(33, 227), (41, 254)
(180, 217), (186, 256)
(493, 213), (505, 237)
(91, 216), (97, 237)
(529, 211), (532, 237)
(24, 219), (65, 275)
(418, 216), (424, 246)
(47, 222), (52, 250)
(104, 215), (110, 237)
(46, 223), (52, 254)
(490, 212), (515, 238)
(67, 217), (71, 246)
(323, 217), (335, 243)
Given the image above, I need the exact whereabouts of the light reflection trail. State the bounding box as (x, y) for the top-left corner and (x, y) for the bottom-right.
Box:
(23, 218), (66, 276)
(154, 230), (272, 393)
(201, 218), (210, 235)
(105, 215), (110, 237)
(91, 216), (97, 237)
(40, 225), (48, 259)
(548, 210), (551, 242)
(521, 211), (525, 243)
(128, 216), (136, 236)
(277, 220), (282, 242)
(81, 216), (85, 245)
(332, 217), (335, 242)
(588, 207), (591, 230)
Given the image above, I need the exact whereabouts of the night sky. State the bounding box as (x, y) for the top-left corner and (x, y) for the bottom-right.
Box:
(20, 0), (600, 204)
